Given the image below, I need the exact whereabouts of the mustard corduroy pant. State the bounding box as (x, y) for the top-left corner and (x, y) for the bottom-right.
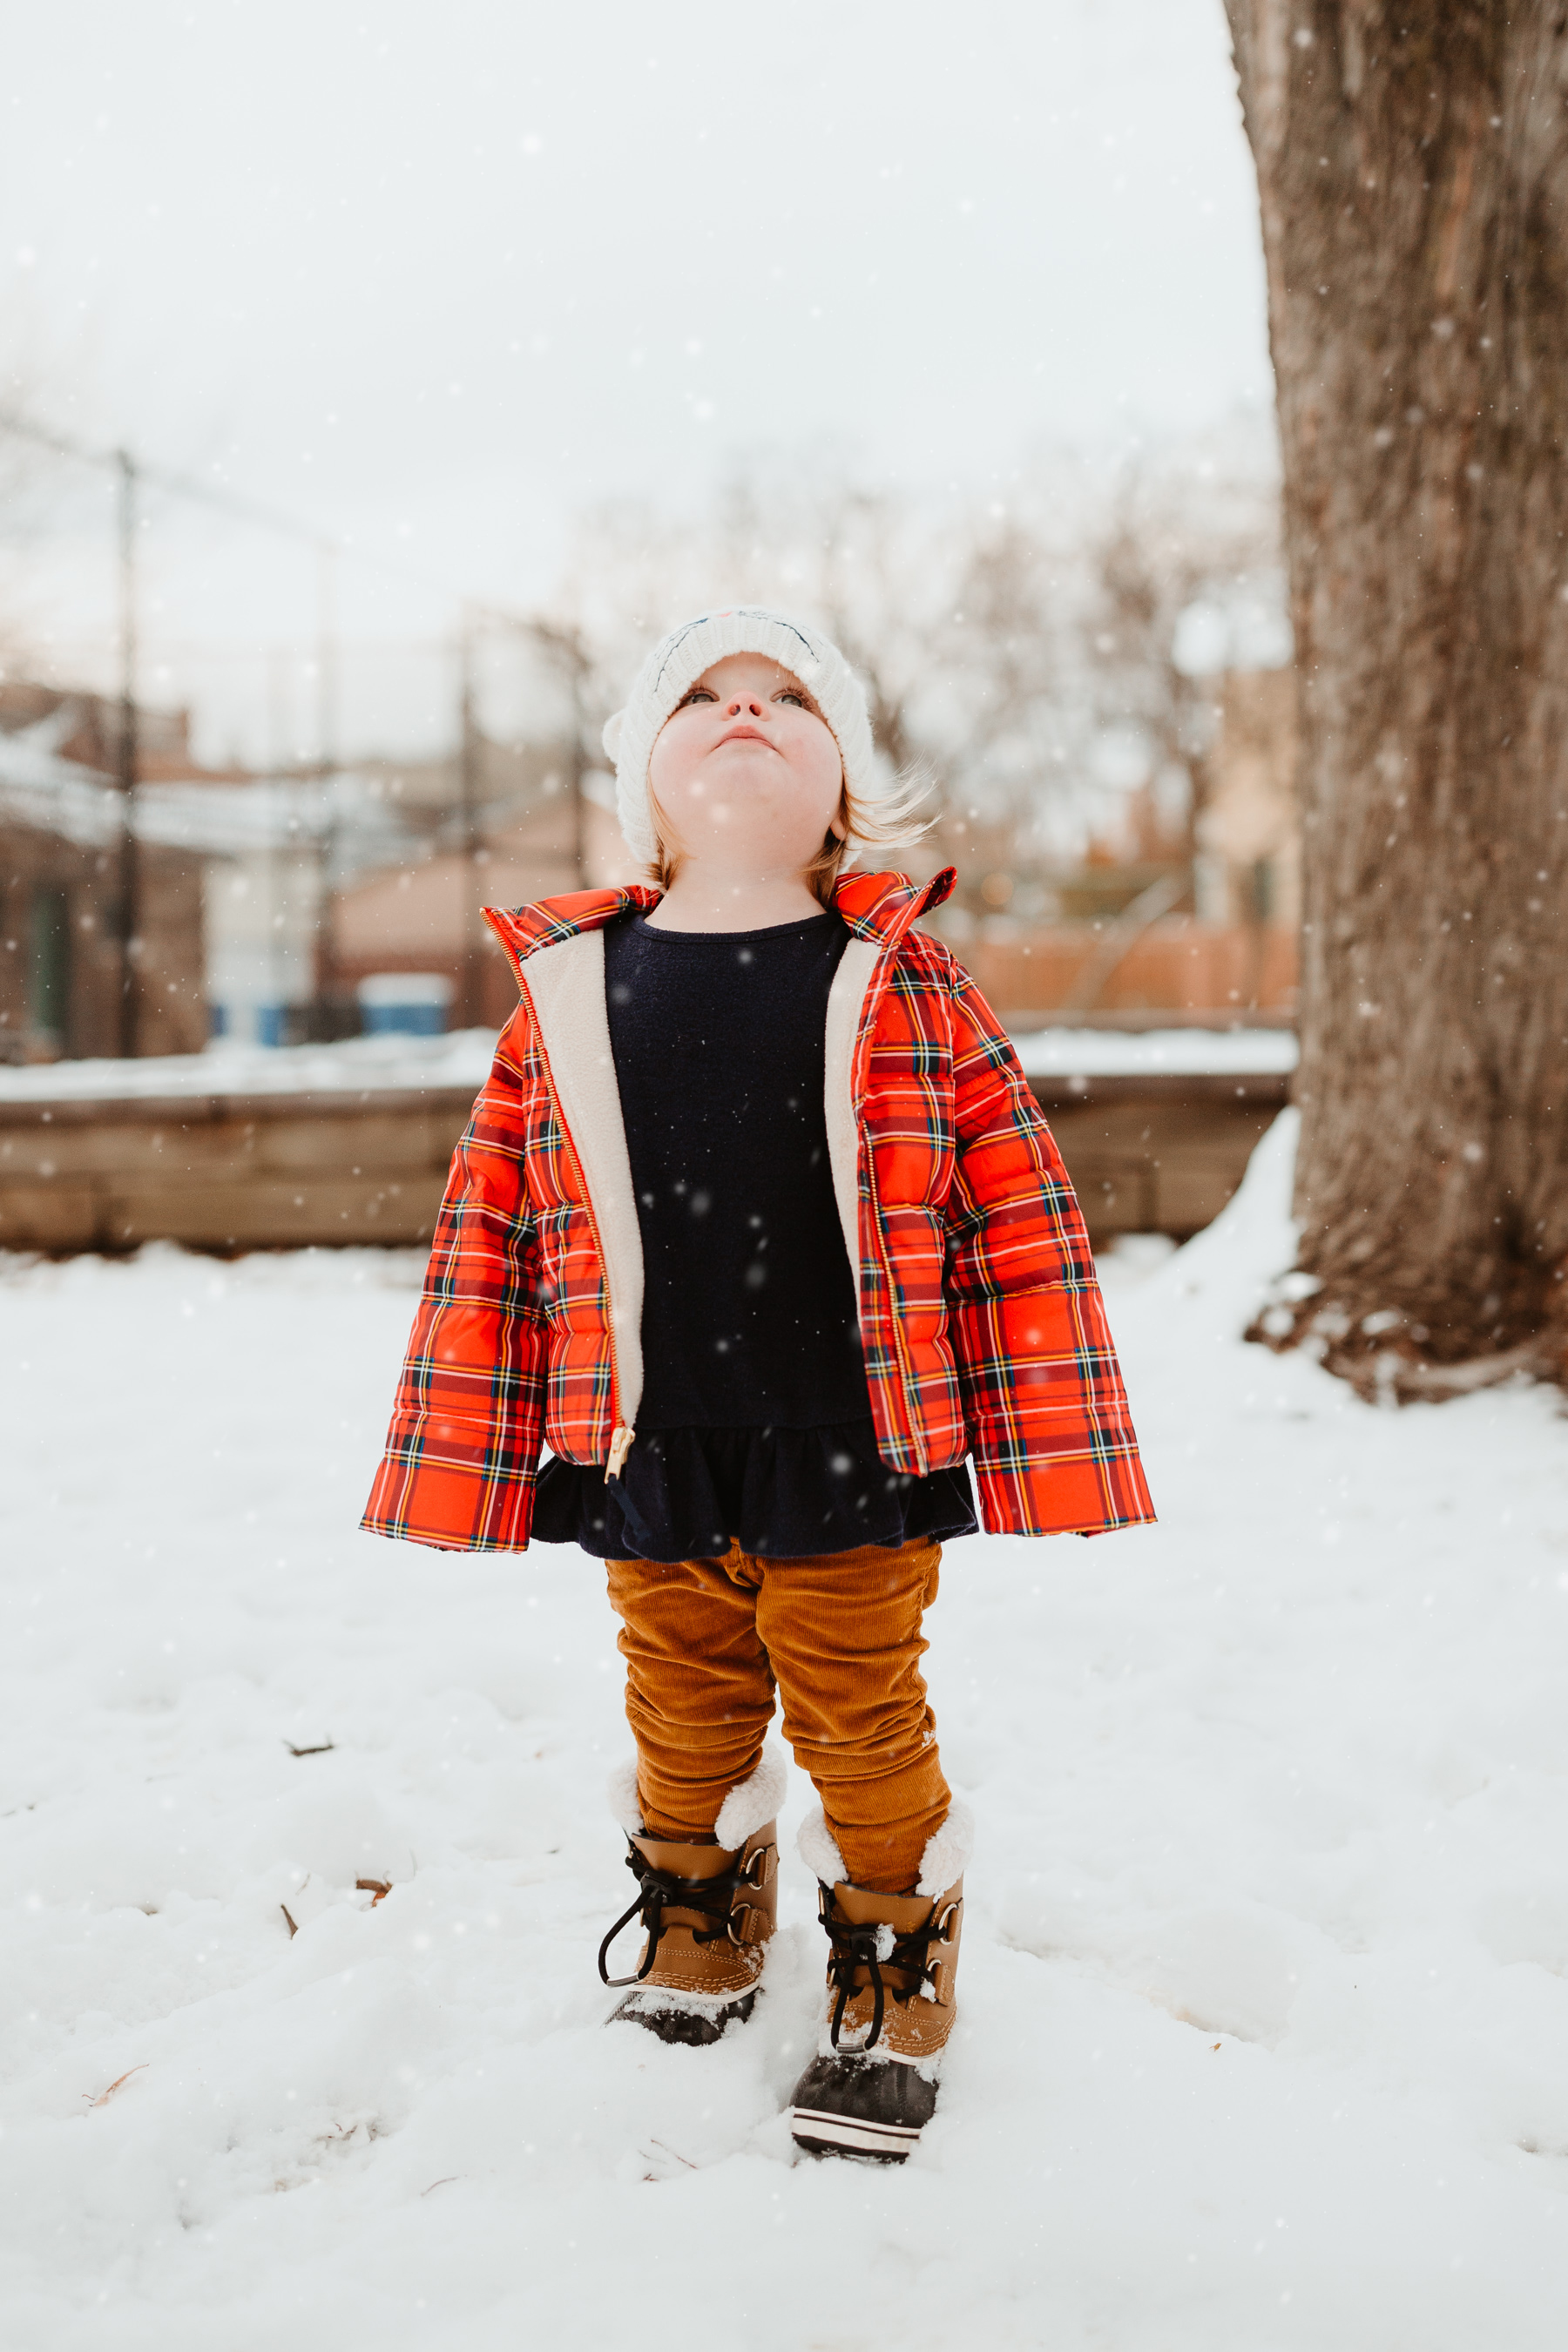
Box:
(605, 1534), (950, 1895)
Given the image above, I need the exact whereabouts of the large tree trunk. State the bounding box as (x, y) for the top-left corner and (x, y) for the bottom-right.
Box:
(1225, 2), (1568, 1398)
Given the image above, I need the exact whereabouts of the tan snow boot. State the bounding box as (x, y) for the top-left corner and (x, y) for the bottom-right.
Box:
(788, 1801), (970, 2162)
(599, 1822), (779, 2045)
(787, 1874), (963, 2158)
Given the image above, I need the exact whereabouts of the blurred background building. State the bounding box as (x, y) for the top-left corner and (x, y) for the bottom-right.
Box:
(0, 634), (1300, 1059)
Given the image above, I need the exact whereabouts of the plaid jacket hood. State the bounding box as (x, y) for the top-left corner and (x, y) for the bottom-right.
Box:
(362, 867), (1154, 1550)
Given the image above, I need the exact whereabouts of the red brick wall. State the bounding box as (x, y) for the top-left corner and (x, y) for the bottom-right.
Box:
(953, 916), (1299, 1017)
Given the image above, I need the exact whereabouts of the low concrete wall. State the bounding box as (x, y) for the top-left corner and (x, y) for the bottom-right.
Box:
(0, 1064), (1291, 1254)
(1031, 1072), (1288, 1240)
(0, 1086), (470, 1252)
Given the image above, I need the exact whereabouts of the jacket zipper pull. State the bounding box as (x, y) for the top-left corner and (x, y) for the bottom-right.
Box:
(605, 1424), (635, 1482)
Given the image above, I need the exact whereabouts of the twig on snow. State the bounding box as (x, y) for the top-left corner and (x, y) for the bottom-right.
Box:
(281, 1904), (300, 1937)
(355, 1878), (393, 1904)
(86, 2065), (147, 2108)
(284, 1740), (335, 1757)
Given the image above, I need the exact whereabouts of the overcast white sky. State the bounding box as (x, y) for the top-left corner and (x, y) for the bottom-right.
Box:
(0, 0), (1271, 757)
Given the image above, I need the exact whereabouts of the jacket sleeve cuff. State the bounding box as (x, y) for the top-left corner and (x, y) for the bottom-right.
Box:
(362, 1416), (539, 1552)
(971, 1449), (1157, 1538)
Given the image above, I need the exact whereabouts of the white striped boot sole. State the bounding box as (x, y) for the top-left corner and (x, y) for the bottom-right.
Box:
(789, 2104), (924, 2162)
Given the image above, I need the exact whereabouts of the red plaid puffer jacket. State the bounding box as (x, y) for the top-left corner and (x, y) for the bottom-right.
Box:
(362, 867), (1154, 1549)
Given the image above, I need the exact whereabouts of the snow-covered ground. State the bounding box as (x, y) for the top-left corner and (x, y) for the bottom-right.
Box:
(4, 1110), (1567, 2349)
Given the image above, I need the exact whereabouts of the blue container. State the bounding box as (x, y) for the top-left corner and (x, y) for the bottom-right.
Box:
(362, 999), (447, 1037)
(210, 1001), (289, 1045)
(356, 972), (454, 1037)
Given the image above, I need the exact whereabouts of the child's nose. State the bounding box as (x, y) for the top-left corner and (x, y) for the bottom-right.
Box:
(727, 696), (766, 716)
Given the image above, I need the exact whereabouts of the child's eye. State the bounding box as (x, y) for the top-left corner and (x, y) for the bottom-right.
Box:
(679, 687), (718, 708)
(776, 691), (808, 708)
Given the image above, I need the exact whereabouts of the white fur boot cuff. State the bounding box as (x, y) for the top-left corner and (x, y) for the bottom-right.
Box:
(605, 1756), (643, 1837)
(714, 1741), (789, 1849)
(796, 1805), (848, 1888)
(797, 1799), (975, 1896)
(916, 1799), (974, 1898)
(606, 1745), (790, 1848)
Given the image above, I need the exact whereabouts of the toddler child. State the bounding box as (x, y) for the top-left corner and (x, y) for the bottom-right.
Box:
(363, 606), (1153, 2163)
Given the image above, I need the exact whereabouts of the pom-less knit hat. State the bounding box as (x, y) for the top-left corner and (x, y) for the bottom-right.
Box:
(601, 606), (879, 869)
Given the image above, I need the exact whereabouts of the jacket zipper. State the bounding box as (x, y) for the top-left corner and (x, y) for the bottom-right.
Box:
(848, 923), (931, 1477)
(511, 963), (632, 1480)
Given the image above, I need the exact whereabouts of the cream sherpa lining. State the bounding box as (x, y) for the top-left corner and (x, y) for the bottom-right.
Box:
(821, 937), (879, 1281)
(520, 922), (880, 1427)
(520, 929), (645, 1433)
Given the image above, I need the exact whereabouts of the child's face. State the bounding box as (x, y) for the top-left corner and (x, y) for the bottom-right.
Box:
(647, 653), (845, 876)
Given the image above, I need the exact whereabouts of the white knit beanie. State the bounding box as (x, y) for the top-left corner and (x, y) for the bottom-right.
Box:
(601, 606), (879, 869)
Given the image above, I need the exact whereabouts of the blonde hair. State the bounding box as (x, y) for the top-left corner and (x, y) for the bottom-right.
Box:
(645, 767), (935, 907)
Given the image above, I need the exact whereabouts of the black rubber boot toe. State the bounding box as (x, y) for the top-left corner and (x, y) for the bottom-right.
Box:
(610, 1987), (758, 2045)
(788, 2051), (937, 2163)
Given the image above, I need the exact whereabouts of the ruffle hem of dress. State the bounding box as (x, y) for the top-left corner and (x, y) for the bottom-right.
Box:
(529, 1418), (978, 1562)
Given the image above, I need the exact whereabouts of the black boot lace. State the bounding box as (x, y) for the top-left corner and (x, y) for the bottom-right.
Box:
(821, 1893), (948, 2053)
(597, 1846), (761, 1990)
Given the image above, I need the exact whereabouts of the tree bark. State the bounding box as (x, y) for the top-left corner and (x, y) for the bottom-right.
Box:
(1225, 1), (1568, 1396)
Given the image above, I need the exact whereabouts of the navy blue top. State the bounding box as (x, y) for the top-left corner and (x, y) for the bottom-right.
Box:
(529, 907), (977, 1560)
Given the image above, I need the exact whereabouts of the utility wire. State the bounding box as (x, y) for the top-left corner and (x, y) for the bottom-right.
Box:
(0, 404), (532, 621)
(1, 406), (329, 551)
